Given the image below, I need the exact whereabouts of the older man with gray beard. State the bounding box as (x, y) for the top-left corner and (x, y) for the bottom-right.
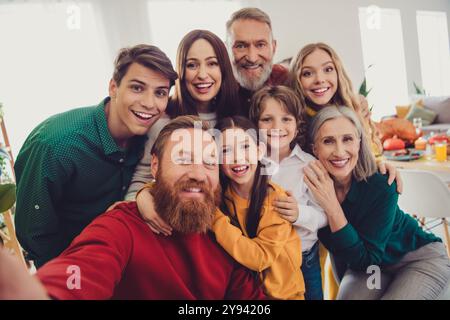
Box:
(226, 7), (288, 115)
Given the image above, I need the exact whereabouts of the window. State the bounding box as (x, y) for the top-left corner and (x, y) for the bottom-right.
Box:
(147, 0), (241, 65)
(0, 2), (110, 155)
(358, 7), (409, 121)
(416, 11), (450, 96)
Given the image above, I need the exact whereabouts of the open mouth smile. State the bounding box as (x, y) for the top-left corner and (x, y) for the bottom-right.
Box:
(180, 186), (205, 198)
(329, 158), (350, 168)
(231, 165), (250, 176)
(193, 82), (214, 94)
(310, 87), (331, 96)
(268, 133), (288, 138)
(131, 110), (157, 122)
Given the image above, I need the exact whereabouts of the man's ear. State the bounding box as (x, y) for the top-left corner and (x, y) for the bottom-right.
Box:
(150, 154), (159, 179)
(109, 79), (118, 100)
(272, 39), (277, 56)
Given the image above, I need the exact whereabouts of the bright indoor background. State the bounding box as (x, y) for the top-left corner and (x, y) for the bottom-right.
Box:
(0, 0), (449, 156)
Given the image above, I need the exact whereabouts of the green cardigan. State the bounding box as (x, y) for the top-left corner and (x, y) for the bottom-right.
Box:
(318, 173), (440, 271)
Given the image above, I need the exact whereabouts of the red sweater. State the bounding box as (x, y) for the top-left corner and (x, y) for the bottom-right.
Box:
(239, 64), (289, 115)
(37, 202), (265, 300)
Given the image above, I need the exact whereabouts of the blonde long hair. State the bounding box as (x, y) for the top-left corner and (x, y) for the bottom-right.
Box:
(288, 43), (381, 154)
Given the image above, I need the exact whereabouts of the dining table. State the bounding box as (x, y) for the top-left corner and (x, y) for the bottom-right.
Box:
(385, 154), (450, 187)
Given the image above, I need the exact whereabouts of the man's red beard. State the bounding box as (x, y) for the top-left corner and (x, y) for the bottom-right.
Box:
(150, 172), (222, 234)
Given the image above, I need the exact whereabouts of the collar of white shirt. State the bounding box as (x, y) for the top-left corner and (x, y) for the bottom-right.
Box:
(263, 144), (314, 165)
(261, 145), (315, 176)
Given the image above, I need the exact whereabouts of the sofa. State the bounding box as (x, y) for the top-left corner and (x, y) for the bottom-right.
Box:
(377, 95), (450, 147)
(419, 96), (450, 133)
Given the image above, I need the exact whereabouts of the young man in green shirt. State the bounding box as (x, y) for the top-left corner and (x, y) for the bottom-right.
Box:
(14, 44), (178, 268)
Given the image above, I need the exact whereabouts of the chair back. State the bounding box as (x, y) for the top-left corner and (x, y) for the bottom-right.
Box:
(398, 169), (450, 219)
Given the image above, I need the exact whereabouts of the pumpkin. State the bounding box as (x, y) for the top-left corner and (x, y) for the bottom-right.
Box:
(383, 135), (405, 151)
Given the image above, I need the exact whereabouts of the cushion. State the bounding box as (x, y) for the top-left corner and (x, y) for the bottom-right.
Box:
(422, 96), (450, 124)
(399, 99), (425, 118)
(422, 123), (450, 134)
(395, 105), (411, 118)
(405, 102), (437, 126)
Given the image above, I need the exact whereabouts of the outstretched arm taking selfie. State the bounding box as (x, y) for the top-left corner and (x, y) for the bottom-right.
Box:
(0, 247), (49, 300)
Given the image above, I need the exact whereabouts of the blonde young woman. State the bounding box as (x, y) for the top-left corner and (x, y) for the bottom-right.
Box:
(287, 42), (399, 186)
(286, 43), (402, 298)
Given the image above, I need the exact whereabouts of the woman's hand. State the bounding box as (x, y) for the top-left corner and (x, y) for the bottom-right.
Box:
(136, 189), (172, 236)
(303, 161), (340, 213)
(273, 191), (299, 223)
(377, 161), (403, 194)
(303, 160), (348, 233)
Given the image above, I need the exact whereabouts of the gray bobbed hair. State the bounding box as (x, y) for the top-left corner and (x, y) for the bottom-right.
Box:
(308, 106), (377, 181)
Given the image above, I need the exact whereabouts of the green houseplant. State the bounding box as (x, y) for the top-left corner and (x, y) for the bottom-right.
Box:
(0, 102), (16, 240)
(413, 82), (427, 95)
(358, 64), (374, 111)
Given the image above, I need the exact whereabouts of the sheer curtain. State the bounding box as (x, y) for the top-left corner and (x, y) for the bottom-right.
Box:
(416, 11), (450, 96)
(358, 7), (410, 121)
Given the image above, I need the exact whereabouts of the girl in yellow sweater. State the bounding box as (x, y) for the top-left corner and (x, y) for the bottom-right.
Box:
(213, 116), (305, 300)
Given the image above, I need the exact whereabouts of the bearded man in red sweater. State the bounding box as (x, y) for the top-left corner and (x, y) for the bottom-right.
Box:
(0, 115), (265, 300)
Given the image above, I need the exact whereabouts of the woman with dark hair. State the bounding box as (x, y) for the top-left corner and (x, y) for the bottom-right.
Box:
(167, 29), (241, 119)
(126, 30), (241, 199)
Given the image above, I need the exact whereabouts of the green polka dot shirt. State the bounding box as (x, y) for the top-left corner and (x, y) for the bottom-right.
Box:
(14, 97), (146, 268)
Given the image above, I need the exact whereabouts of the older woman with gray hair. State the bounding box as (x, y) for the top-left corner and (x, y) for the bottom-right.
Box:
(303, 106), (450, 300)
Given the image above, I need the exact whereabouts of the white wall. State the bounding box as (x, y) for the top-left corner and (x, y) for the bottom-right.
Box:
(97, 0), (450, 97)
(252, 0), (450, 95)
(92, 0), (450, 94)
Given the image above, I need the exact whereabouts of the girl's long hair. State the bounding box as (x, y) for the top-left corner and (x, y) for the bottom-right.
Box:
(215, 116), (269, 238)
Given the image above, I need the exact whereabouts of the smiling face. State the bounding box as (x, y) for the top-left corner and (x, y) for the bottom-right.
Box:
(150, 127), (221, 234)
(313, 117), (360, 182)
(152, 128), (219, 201)
(299, 48), (338, 106)
(229, 19), (276, 91)
(108, 62), (170, 142)
(220, 128), (261, 190)
(184, 39), (222, 110)
(258, 98), (297, 158)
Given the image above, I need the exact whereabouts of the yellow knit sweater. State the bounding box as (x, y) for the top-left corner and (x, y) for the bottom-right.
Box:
(212, 182), (305, 300)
